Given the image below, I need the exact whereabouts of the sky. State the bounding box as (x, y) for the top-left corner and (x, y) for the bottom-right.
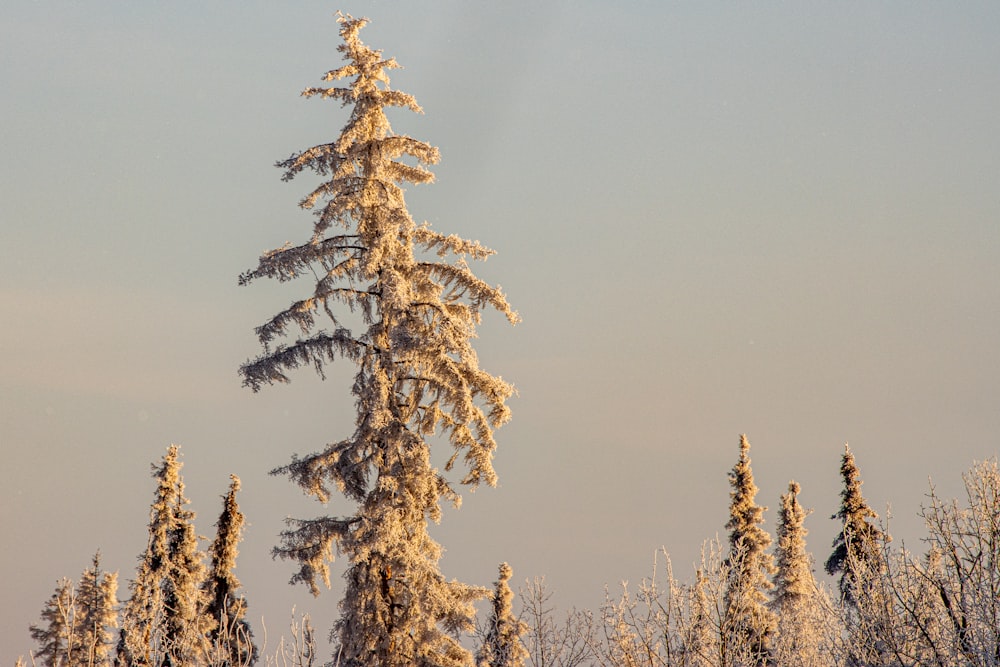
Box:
(2, 1), (999, 662)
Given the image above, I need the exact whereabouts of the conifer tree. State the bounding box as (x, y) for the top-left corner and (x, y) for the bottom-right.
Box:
(30, 577), (78, 667)
(476, 563), (527, 667)
(240, 14), (517, 667)
(770, 482), (826, 667)
(76, 552), (119, 667)
(119, 445), (213, 667)
(722, 435), (776, 667)
(825, 444), (890, 606)
(685, 568), (717, 667)
(771, 481), (814, 611)
(205, 475), (258, 666)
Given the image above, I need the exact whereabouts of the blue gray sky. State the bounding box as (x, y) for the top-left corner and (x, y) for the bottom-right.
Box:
(2, 1), (999, 661)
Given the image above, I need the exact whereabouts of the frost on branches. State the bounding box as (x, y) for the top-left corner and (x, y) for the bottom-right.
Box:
(825, 444), (889, 607)
(723, 435), (776, 667)
(30, 568), (118, 667)
(239, 14), (517, 667)
(770, 482), (828, 667)
(118, 445), (214, 667)
(476, 563), (527, 667)
(205, 475), (257, 667)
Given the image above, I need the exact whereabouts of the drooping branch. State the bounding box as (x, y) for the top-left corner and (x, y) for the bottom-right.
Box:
(273, 516), (362, 596)
(240, 328), (371, 391)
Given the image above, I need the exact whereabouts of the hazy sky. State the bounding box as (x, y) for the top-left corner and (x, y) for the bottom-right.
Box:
(2, 1), (999, 662)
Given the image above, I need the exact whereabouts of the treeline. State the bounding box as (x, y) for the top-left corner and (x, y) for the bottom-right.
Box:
(479, 436), (1000, 667)
(20, 437), (1000, 666)
(22, 445), (258, 667)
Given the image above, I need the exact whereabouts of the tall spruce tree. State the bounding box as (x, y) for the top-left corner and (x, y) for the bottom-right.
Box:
(240, 14), (517, 667)
(825, 444), (890, 605)
(76, 552), (119, 667)
(722, 434), (776, 667)
(476, 563), (527, 667)
(119, 445), (213, 667)
(205, 475), (258, 666)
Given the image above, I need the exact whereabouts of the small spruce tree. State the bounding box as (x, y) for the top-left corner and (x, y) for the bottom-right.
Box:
(476, 563), (527, 667)
(205, 475), (258, 666)
(240, 13), (517, 667)
(825, 444), (890, 606)
(770, 482), (826, 667)
(685, 568), (717, 667)
(722, 434), (776, 667)
(76, 552), (119, 667)
(119, 445), (213, 667)
(30, 577), (79, 667)
(771, 481), (814, 611)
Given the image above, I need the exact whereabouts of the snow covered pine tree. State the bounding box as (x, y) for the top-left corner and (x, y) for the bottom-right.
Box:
(476, 563), (527, 667)
(770, 482), (826, 667)
(119, 445), (214, 666)
(30, 577), (78, 667)
(29, 556), (117, 666)
(825, 445), (895, 666)
(239, 14), (518, 667)
(76, 553), (119, 667)
(205, 475), (258, 666)
(771, 482), (814, 614)
(723, 435), (776, 667)
(825, 444), (889, 606)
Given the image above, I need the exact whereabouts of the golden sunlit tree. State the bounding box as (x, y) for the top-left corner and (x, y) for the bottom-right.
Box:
(118, 445), (214, 667)
(722, 435), (776, 667)
(240, 14), (517, 667)
(204, 475), (257, 666)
